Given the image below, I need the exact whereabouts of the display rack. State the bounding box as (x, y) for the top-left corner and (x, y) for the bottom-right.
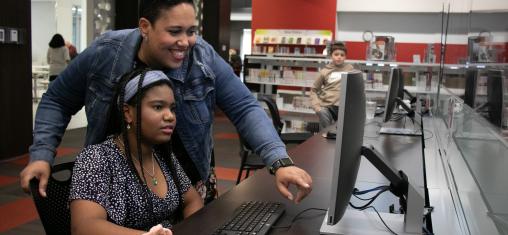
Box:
(252, 29), (332, 57)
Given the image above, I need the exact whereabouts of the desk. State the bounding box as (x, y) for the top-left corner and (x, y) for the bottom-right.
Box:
(173, 119), (426, 234)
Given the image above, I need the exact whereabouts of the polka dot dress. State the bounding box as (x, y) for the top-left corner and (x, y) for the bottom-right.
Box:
(69, 136), (191, 231)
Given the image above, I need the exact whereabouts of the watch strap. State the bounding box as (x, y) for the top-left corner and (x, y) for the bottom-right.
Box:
(269, 157), (295, 175)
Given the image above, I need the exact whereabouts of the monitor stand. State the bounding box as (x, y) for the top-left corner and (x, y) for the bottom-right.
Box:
(320, 146), (425, 235)
(380, 100), (423, 136)
(320, 209), (413, 235)
(379, 118), (422, 136)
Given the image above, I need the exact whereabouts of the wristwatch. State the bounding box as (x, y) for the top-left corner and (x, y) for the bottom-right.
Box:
(268, 157), (295, 175)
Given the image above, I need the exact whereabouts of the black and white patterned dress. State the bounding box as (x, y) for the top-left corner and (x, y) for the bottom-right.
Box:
(69, 136), (191, 230)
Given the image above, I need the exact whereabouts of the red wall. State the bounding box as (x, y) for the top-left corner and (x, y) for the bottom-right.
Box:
(252, 0), (336, 38)
(251, 1), (506, 64)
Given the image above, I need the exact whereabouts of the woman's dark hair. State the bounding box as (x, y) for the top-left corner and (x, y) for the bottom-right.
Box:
(329, 41), (347, 55)
(107, 68), (184, 226)
(48, 34), (65, 48)
(140, 0), (195, 24)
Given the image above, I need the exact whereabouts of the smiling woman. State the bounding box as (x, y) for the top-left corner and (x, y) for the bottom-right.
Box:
(138, 2), (198, 69)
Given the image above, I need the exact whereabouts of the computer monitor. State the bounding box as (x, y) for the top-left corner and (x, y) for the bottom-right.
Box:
(474, 69), (507, 127)
(463, 69), (479, 108)
(396, 68), (405, 101)
(382, 68), (406, 123)
(396, 69), (417, 105)
(320, 70), (425, 234)
(486, 69), (505, 127)
(380, 68), (422, 136)
(325, 70), (366, 224)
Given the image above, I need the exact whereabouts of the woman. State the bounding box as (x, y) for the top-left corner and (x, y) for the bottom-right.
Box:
(69, 69), (203, 234)
(23, 0), (311, 206)
(310, 41), (355, 129)
(47, 34), (70, 82)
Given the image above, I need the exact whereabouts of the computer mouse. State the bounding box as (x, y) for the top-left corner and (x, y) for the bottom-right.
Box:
(375, 107), (385, 116)
(325, 130), (336, 139)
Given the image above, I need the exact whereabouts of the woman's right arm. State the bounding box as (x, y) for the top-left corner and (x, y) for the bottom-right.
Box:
(20, 46), (94, 194)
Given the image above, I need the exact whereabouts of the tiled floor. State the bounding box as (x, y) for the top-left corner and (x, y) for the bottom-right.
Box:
(0, 113), (247, 234)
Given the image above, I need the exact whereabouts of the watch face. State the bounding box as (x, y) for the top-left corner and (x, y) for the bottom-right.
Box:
(269, 158), (294, 174)
(280, 158), (294, 166)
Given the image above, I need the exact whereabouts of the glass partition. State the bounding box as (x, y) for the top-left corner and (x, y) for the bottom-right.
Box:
(433, 1), (508, 233)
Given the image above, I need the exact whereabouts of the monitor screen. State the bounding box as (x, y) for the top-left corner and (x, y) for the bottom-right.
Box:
(326, 70), (365, 225)
(396, 69), (405, 100)
(487, 69), (505, 127)
(464, 69), (479, 108)
(383, 68), (403, 122)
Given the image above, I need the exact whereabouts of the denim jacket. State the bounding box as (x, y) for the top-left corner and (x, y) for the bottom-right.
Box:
(29, 29), (287, 181)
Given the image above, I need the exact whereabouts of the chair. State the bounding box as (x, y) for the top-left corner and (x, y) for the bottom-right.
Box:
(235, 136), (266, 184)
(235, 96), (314, 184)
(30, 161), (75, 235)
(258, 96), (314, 145)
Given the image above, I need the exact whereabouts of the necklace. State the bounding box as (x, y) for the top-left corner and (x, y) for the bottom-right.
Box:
(116, 136), (158, 186)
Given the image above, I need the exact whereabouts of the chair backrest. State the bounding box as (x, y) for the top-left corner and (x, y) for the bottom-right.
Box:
(238, 96), (284, 153)
(30, 161), (75, 235)
(258, 96), (284, 135)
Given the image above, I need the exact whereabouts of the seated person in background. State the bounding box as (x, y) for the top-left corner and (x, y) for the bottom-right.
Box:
(310, 41), (355, 129)
(69, 69), (203, 235)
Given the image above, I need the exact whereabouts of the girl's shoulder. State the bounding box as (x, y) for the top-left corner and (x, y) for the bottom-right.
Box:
(76, 137), (120, 165)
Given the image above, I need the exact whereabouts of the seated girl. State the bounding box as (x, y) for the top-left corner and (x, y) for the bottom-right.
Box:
(69, 69), (203, 235)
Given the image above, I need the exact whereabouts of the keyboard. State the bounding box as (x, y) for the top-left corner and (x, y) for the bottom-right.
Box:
(213, 201), (285, 235)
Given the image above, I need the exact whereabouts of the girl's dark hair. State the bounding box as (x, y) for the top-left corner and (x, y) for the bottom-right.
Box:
(329, 41), (347, 55)
(107, 68), (184, 226)
(140, 0), (195, 24)
(49, 34), (65, 48)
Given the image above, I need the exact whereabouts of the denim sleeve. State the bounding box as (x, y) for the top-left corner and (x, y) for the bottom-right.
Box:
(29, 47), (93, 164)
(210, 51), (288, 167)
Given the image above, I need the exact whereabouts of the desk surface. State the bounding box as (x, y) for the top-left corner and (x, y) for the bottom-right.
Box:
(173, 119), (425, 234)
